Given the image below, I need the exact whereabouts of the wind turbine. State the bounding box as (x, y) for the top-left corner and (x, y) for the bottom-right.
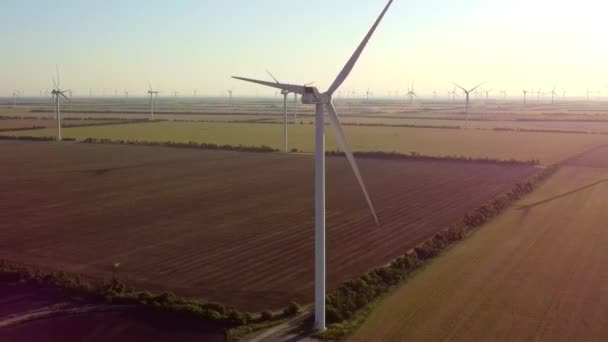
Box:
(549, 85), (559, 105)
(12, 90), (22, 107)
(448, 88), (459, 103)
(500, 90), (507, 100)
(453, 82), (484, 120)
(406, 82), (416, 108)
(522, 89), (529, 106)
(586, 89), (592, 101)
(147, 82), (158, 120)
(365, 89), (373, 102)
(50, 66), (71, 141)
(484, 89), (492, 100)
(233, 0), (392, 331)
(266, 70), (291, 153)
(227, 89), (234, 106)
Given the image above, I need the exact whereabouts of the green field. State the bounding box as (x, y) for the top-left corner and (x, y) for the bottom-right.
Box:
(8, 121), (608, 164)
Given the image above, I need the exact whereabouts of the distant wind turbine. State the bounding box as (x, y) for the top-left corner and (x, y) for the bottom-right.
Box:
(448, 88), (459, 103)
(227, 89), (234, 106)
(147, 82), (158, 120)
(12, 90), (22, 107)
(406, 82), (416, 108)
(500, 90), (507, 100)
(365, 89), (372, 102)
(549, 85), (559, 105)
(484, 89), (492, 100)
(232, 0), (392, 331)
(522, 89), (529, 106)
(50, 66), (71, 141)
(453, 82), (484, 120)
(266, 69), (291, 153)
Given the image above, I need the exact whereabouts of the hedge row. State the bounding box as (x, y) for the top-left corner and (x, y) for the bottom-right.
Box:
(0, 126), (46, 132)
(493, 127), (607, 135)
(0, 135), (75, 142)
(340, 122), (461, 130)
(326, 150), (540, 166)
(319, 164), (559, 339)
(64, 119), (156, 128)
(82, 137), (278, 153)
(0, 261), (301, 329)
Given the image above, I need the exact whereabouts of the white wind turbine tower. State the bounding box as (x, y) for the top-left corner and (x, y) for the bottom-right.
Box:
(147, 82), (158, 120)
(522, 89), (529, 106)
(50, 66), (71, 141)
(365, 89), (372, 102)
(233, 0), (392, 331)
(406, 82), (416, 108)
(454, 82), (484, 120)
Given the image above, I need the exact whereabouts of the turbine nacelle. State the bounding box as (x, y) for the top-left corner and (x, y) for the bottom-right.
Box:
(301, 87), (331, 104)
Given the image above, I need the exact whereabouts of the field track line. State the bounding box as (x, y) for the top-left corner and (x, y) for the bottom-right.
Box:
(0, 303), (128, 328)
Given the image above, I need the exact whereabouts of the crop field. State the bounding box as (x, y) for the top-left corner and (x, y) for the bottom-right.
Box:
(7, 121), (608, 164)
(352, 146), (608, 342)
(0, 118), (128, 131)
(0, 140), (538, 311)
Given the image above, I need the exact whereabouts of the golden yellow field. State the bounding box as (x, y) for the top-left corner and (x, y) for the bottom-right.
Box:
(7, 121), (608, 164)
(351, 146), (608, 341)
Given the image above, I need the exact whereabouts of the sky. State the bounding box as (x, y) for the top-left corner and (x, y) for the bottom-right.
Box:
(1, 0), (607, 97)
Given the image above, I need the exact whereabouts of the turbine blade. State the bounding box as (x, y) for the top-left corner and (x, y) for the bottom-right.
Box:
(326, 102), (379, 225)
(60, 92), (70, 102)
(326, 0), (393, 95)
(453, 83), (467, 93)
(266, 69), (280, 84)
(56, 65), (61, 88)
(148, 81), (153, 92)
(469, 82), (485, 93)
(232, 76), (306, 95)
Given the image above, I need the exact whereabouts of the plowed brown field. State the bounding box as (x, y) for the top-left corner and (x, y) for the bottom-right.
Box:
(0, 141), (537, 311)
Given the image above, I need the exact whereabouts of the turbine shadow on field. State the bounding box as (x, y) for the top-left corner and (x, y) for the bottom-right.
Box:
(518, 178), (608, 210)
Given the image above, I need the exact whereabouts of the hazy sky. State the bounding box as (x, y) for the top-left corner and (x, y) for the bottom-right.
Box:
(1, 0), (607, 97)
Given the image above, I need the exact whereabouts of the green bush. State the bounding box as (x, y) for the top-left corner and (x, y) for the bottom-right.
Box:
(283, 301), (303, 317)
